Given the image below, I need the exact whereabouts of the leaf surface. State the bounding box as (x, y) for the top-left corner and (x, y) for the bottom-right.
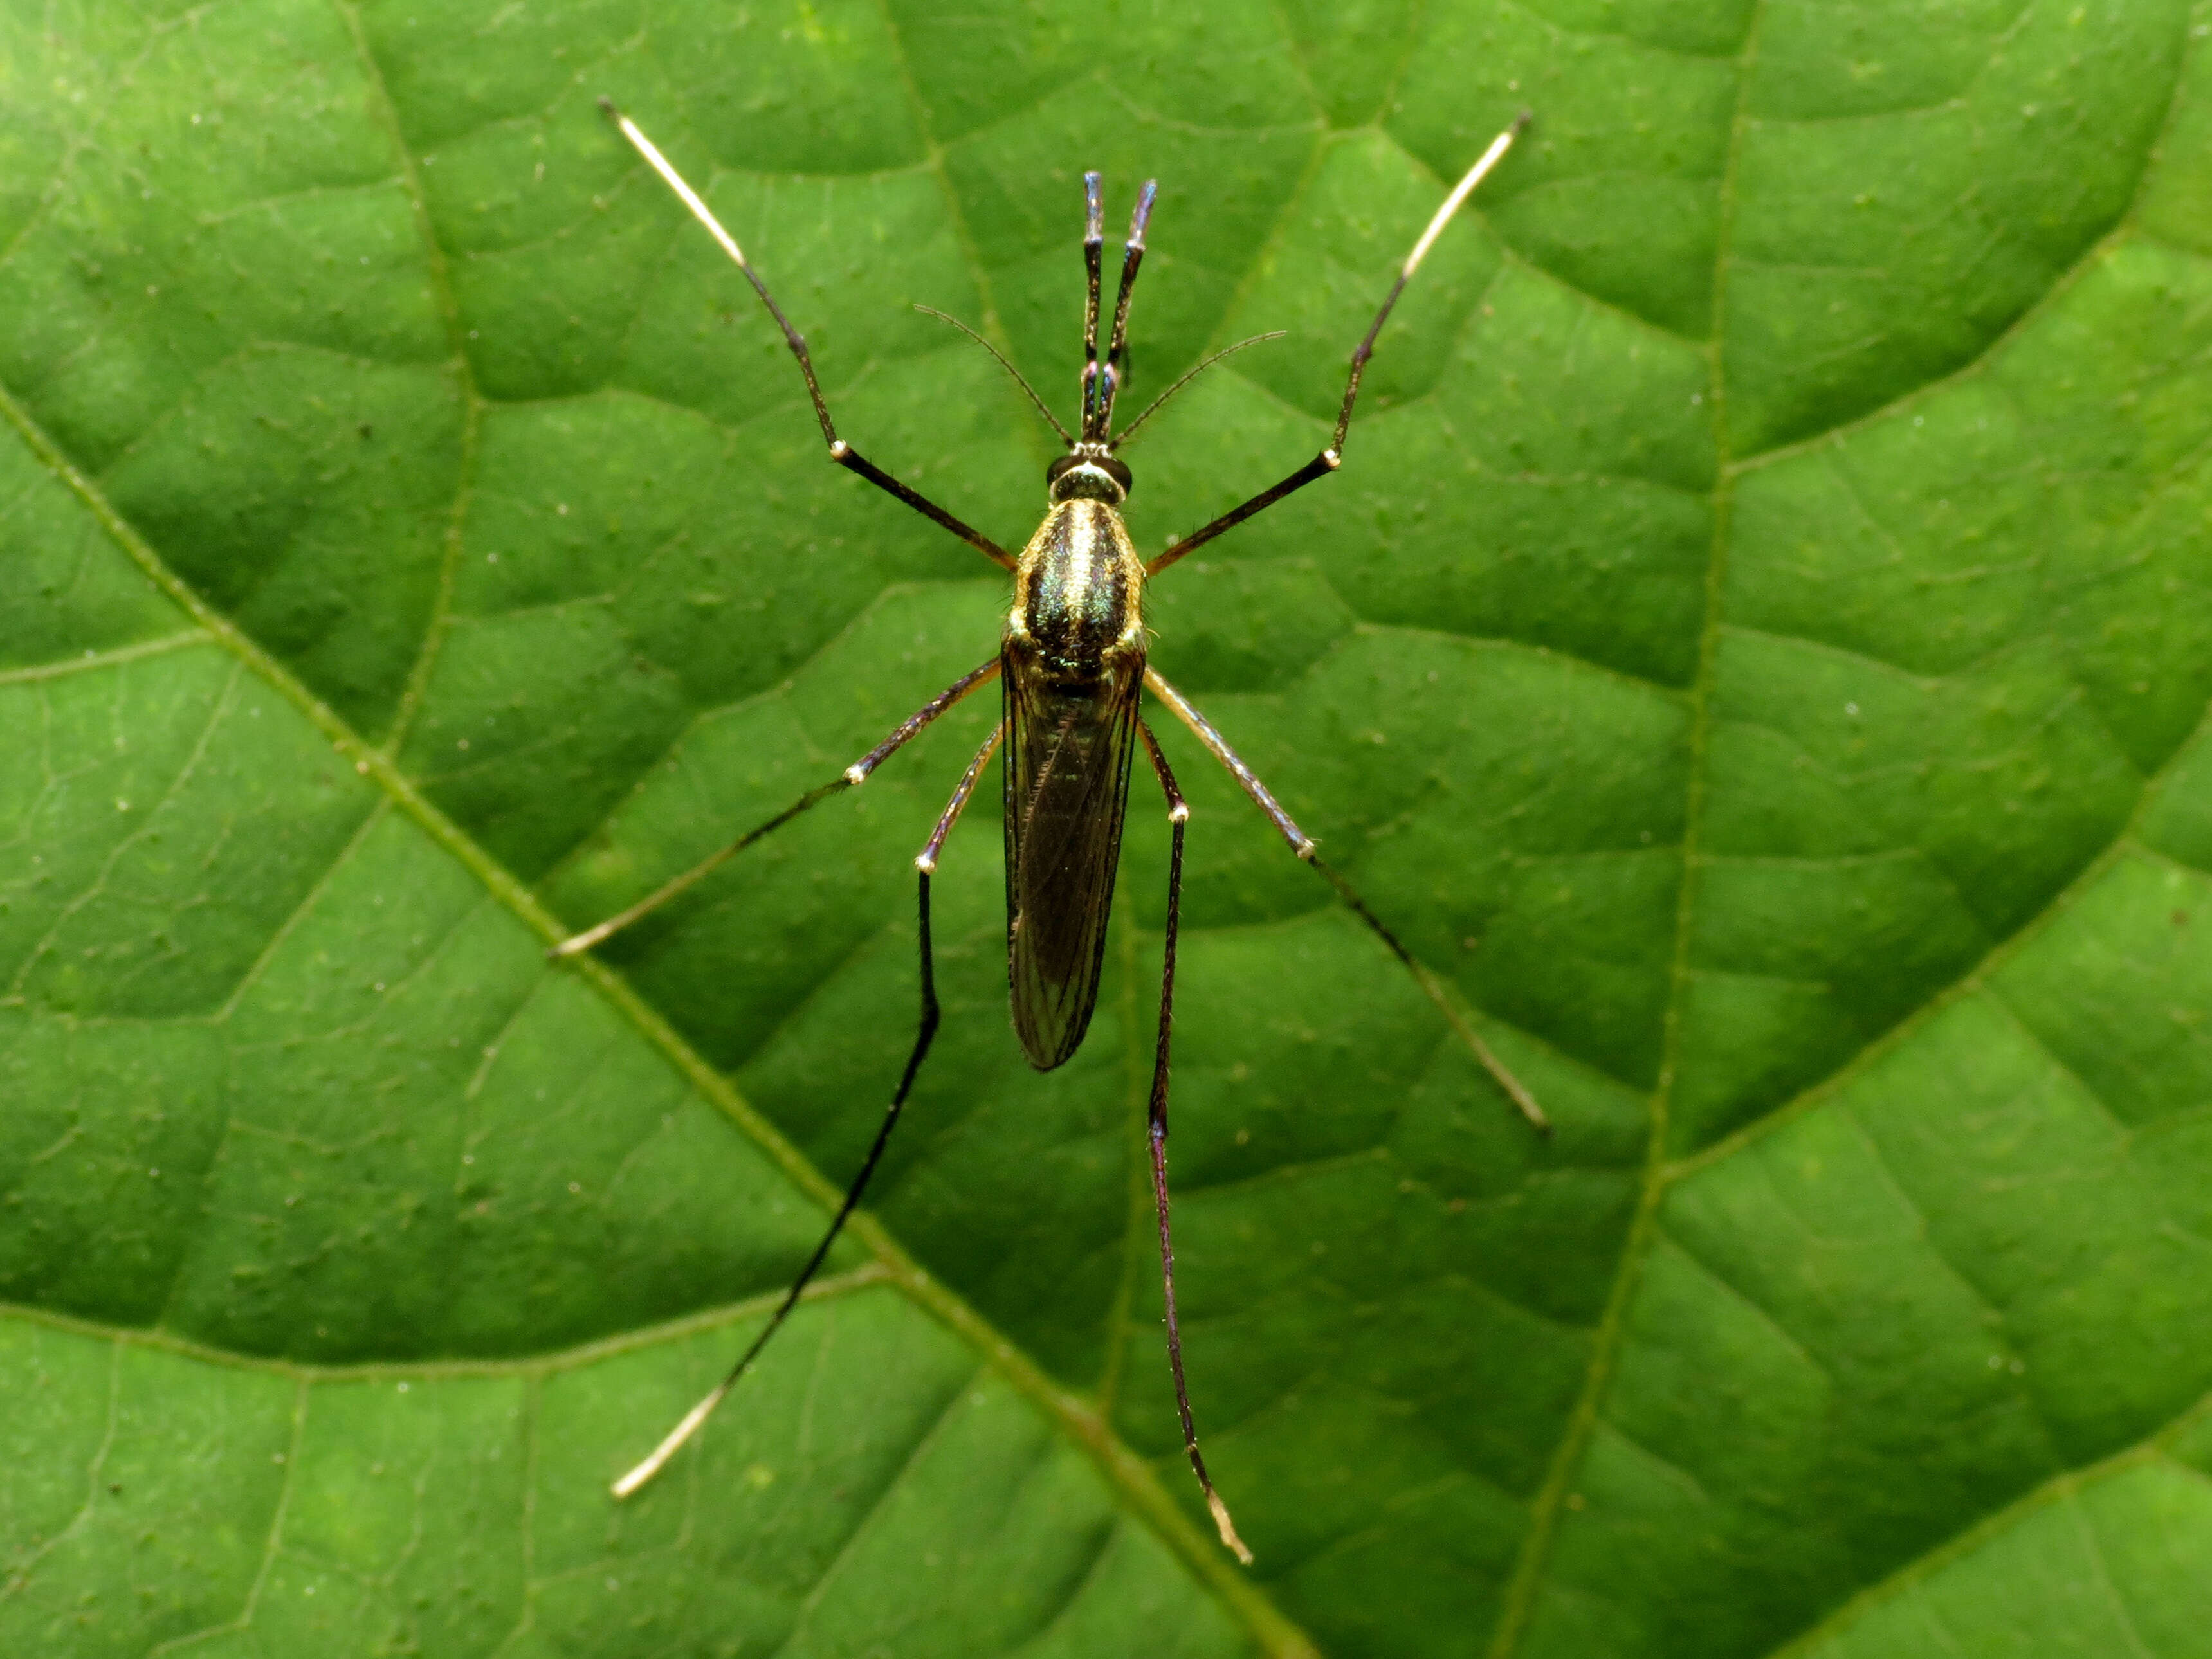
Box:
(5, 1), (2212, 1655)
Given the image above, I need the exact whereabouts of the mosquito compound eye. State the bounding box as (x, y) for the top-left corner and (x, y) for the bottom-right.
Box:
(1100, 455), (1133, 496)
(1045, 454), (1080, 490)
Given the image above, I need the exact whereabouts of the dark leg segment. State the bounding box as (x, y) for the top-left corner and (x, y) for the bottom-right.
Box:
(613, 725), (1003, 1499)
(603, 101), (1014, 572)
(552, 657), (1000, 959)
(1147, 118), (1526, 576)
(1145, 669), (1549, 1135)
(921, 724), (1005, 873)
(1137, 721), (1253, 1564)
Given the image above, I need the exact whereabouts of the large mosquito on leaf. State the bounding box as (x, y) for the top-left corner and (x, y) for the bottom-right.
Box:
(561, 99), (1543, 1563)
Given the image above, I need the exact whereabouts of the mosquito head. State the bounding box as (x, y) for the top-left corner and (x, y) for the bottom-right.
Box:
(1047, 446), (1132, 505)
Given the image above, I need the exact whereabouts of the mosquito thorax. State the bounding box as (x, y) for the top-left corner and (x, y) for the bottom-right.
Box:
(1008, 485), (1146, 677)
(1045, 449), (1132, 505)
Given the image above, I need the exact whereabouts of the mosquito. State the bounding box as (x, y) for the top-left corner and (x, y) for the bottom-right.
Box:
(562, 98), (1542, 1563)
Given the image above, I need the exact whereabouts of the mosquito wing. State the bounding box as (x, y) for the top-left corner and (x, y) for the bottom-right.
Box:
(1003, 658), (1141, 1070)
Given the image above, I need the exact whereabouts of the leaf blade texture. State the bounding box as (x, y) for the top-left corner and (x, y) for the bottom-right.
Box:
(5, 1), (2212, 1655)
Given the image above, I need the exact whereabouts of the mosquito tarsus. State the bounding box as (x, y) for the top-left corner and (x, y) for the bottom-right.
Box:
(564, 99), (1541, 1564)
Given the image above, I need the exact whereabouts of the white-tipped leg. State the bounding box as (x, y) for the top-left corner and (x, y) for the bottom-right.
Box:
(1146, 114), (1527, 577)
(1402, 117), (1526, 277)
(603, 102), (754, 274)
(546, 779), (846, 961)
(1144, 667), (1549, 1136)
(915, 723), (1003, 875)
(598, 102), (1018, 570)
(610, 759), (981, 1501)
(1136, 720), (1255, 1565)
(547, 658), (1000, 962)
(610, 1381), (731, 1498)
(1207, 1490), (1252, 1565)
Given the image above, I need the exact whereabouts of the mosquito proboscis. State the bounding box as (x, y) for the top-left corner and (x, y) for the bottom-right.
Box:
(564, 100), (1540, 1563)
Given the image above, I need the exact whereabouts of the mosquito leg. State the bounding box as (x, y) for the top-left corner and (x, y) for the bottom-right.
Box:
(1143, 668), (1308, 854)
(613, 724), (1004, 1500)
(1135, 721), (1253, 1563)
(919, 722), (1004, 874)
(601, 100), (1016, 573)
(1147, 117), (1526, 577)
(1143, 667), (1549, 1135)
(551, 657), (1001, 959)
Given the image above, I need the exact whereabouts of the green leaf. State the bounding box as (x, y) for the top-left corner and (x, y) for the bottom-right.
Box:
(4, 1), (2211, 1655)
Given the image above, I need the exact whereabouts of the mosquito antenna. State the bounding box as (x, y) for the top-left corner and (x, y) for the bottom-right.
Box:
(1086, 181), (1158, 442)
(1110, 330), (1287, 450)
(912, 305), (1073, 446)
